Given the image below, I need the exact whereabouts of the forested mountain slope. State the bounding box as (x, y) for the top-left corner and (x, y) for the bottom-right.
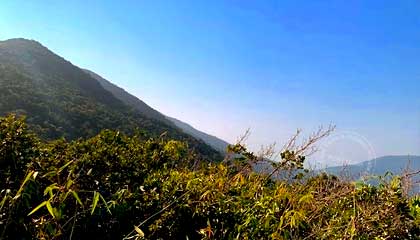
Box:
(84, 69), (172, 125)
(84, 69), (230, 153)
(166, 116), (229, 153)
(0, 38), (221, 160)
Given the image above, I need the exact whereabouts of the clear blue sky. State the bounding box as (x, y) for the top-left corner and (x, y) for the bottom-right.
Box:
(1, 0), (419, 166)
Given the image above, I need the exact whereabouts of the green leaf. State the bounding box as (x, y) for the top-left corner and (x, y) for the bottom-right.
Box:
(99, 193), (111, 215)
(0, 194), (10, 210)
(58, 160), (74, 173)
(54, 207), (62, 220)
(14, 171), (34, 199)
(66, 179), (74, 189)
(28, 201), (47, 216)
(354, 180), (365, 190)
(91, 191), (100, 215)
(46, 201), (55, 218)
(298, 193), (313, 205)
(43, 183), (59, 199)
(71, 190), (83, 207)
(62, 191), (70, 202)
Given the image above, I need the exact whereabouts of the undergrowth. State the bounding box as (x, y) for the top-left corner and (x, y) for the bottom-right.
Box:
(0, 115), (419, 239)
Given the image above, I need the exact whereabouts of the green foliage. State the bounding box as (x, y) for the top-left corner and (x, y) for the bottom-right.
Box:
(0, 115), (418, 239)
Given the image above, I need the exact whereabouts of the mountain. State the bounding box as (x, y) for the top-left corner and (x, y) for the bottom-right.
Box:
(84, 69), (172, 125)
(323, 155), (420, 193)
(255, 155), (420, 183)
(84, 69), (230, 153)
(0, 38), (221, 160)
(165, 116), (229, 153)
(323, 155), (420, 177)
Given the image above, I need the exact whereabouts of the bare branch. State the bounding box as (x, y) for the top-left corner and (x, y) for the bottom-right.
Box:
(236, 128), (251, 146)
(293, 124), (335, 157)
(267, 124), (336, 180)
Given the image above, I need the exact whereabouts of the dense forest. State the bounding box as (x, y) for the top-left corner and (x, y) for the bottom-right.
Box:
(0, 115), (419, 239)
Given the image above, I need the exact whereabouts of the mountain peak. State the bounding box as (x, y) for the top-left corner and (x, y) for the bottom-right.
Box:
(0, 38), (44, 48)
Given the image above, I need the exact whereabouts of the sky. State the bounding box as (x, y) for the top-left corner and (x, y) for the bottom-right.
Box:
(1, 0), (419, 166)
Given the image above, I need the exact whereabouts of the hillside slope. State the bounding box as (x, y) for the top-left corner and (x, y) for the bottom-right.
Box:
(84, 69), (172, 125)
(166, 116), (229, 153)
(0, 38), (221, 160)
(85, 69), (230, 153)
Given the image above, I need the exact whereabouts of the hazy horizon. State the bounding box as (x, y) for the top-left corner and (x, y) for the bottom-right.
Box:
(1, 1), (419, 166)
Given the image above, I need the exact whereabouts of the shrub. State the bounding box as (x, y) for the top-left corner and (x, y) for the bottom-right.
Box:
(0, 115), (418, 239)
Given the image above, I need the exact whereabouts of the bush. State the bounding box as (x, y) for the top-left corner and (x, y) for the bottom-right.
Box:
(0, 115), (418, 239)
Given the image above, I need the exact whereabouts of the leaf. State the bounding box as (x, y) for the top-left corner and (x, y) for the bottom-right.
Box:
(298, 193), (313, 205)
(46, 201), (55, 218)
(66, 179), (74, 189)
(390, 176), (401, 190)
(62, 191), (70, 202)
(71, 190), (83, 207)
(200, 190), (212, 200)
(134, 226), (145, 238)
(28, 201), (47, 216)
(99, 193), (111, 215)
(0, 194), (10, 210)
(43, 183), (59, 199)
(58, 160), (74, 173)
(91, 191), (100, 215)
(14, 171), (34, 199)
(53, 207), (62, 220)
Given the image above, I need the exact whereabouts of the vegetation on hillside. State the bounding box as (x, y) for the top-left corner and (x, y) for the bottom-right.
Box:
(84, 68), (230, 154)
(1, 115), (418, 239)
(0, 39), (221, 161)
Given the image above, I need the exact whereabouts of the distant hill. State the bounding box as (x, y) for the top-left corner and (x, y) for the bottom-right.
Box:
(323, 155), (420, 177)
(323, 155), (420, 193)
(165, 116), (229, 153)
(0, 38), (221, 161)
(255, 155), (420, 186)
(85, 69), (230, 153)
